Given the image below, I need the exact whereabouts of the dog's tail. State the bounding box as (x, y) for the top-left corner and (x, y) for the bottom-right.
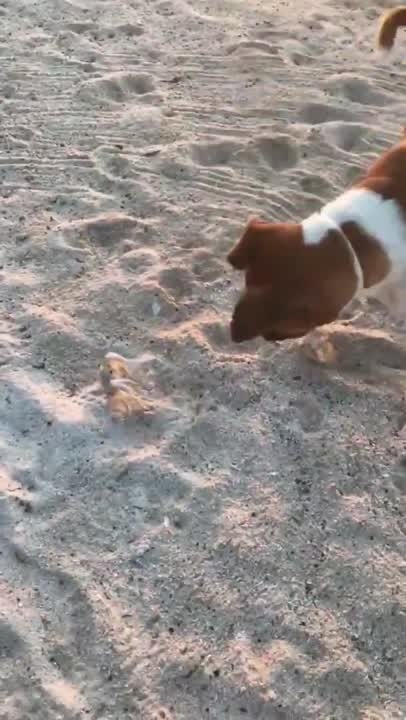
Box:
(378, 7), (406, 49)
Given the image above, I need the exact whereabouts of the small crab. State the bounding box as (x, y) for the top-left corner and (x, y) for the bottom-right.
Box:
(300, 329), (337, 365)
(98, 352), (153, 421)
(99, 352), (131, 393)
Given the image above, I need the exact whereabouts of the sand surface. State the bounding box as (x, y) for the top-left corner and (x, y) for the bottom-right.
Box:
(1, 0), (406, 718)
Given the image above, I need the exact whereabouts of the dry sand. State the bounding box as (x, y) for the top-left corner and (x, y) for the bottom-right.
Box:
(1, 0), (406, 718)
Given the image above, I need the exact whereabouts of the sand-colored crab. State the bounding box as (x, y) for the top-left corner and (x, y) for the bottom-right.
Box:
(99, 352), (153, 421)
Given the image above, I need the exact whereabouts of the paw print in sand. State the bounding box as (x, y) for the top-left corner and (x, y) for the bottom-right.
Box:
(99, 352), (154, 421)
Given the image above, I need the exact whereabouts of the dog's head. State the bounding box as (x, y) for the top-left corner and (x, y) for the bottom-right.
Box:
(227, 218), (355, 342)
(229, 284), (326, 342)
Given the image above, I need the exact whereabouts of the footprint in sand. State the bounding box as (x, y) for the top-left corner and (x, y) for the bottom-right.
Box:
(78, 72), (161, 104)
(299, 102), (356, 125)
(67, 21), (144, 39)
(255, 135), (299, 171)
(191, 139), (242, 167)
(324, 74), (388, 107)
(321, 122), (366, 152)
(289, 51), (315, 66)
(226, 39), (280, 56)
(55, 213), (139, 250)
(299, 173), (333, 195)
(192, 249), (224, 283)
(159, 266), (194, 301)
(120, 247), (161, 272)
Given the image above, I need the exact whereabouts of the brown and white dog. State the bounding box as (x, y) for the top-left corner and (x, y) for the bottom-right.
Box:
(377, 7), (406, 49)
(227, 133), (406, 343)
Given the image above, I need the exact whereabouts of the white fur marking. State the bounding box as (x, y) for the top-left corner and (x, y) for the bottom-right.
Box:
(302, 211), (337, 246)
(323, 188), (406, 273)
(303, 187), (406, 302)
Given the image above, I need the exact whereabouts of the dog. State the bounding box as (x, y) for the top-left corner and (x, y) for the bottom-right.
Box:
(378, 7), (406, 49)
(227, 131), (406, 343)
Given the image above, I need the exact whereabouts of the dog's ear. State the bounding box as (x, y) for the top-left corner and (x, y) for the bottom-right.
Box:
(228, 220), (304, 290)
(227, 218), (267, 270)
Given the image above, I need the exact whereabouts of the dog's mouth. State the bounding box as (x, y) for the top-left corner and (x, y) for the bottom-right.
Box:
(261, 327), (310, 341)
(230, 318), (258, 343)
(231, 324), (314, 343)
(230, 320), (308, 343)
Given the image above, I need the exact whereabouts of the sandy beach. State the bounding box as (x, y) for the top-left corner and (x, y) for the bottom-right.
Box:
(0, 0), (406, 718)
